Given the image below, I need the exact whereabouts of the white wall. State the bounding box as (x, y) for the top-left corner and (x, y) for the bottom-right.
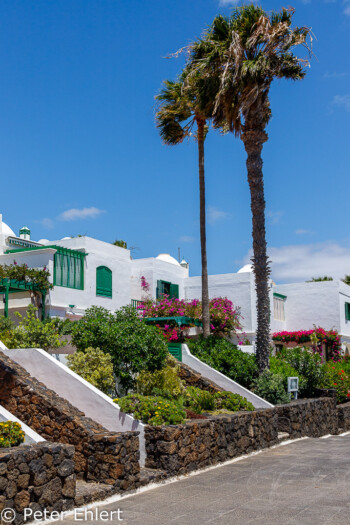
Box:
(339, 281), (350, 340)
(184, 271), (257, 334)
(131, 258), (188, 301)
(273, 280), (342, 333)
(48, 237), (132, 316)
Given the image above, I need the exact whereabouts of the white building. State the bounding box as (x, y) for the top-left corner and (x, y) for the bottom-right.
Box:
(1, 214), (350, 344)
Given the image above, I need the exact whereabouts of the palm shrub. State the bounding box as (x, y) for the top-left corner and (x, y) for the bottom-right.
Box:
(67, 347), (115, 396)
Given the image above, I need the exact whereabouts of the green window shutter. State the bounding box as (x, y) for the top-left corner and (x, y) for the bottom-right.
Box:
(52, 247), (85, 290)
(156, 280), (162, 299)
(170, 283), (179, 299)
(96, 266), (112, 297)
(346, 303), (350, 321)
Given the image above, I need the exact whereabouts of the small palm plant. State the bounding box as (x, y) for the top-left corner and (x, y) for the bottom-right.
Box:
(187, 6), (311, 371)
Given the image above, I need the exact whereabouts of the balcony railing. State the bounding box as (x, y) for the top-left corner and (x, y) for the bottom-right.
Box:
(131, 299), (143, 309)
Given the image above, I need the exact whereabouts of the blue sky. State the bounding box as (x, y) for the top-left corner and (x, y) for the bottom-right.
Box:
(1, 0), (349, 282)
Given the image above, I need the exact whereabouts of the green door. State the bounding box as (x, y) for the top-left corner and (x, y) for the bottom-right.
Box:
(168, 342), (182, 361)
(96, 266), (112, 297)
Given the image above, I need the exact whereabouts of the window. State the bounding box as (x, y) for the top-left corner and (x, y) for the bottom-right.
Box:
(273, 293), (286, 321)
(345, 303), (350, 321)
(156, 280), (179, 299)
(96, 266), (112, 297)
(54, 248), (84, 290)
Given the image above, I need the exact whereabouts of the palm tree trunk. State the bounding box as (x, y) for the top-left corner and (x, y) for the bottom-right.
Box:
(242, 127), (270, 373)
(197, 117), (210, 338)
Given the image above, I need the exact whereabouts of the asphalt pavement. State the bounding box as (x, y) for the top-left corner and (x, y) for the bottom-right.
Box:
(58, 433), (350, 525)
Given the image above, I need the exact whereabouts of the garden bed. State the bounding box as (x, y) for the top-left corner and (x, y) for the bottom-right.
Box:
(144, 396), (343, 476)
(145, 408), (278, 475)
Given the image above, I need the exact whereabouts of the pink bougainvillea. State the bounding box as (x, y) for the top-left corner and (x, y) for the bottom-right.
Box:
(138, 295), (242, 339)
(272, 328), (341, 361)
(140, 276), (150, 292)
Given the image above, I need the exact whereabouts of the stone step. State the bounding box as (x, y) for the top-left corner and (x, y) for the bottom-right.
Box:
(74, 480), (115, 506)
(277, 432), (290, 443)
(140, 467), (168, 486)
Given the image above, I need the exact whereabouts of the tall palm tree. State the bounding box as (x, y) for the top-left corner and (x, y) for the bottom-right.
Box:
(188, 6), (311, 371)
(155, 74), (213, 337)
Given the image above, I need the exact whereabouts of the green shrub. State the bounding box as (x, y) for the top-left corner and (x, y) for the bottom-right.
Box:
(188, 336), (258, 388)
(0, 317), (14, 333)
(47, 317), (74, 335)
(253, 370), (290, 405)
(115, 394), (186, 425)
(184, 387), (254, 413)
(72, 306), (168, 393)
(3, 305), (66, 351)
(270, 356), (307, 395)
(0, 421), (25, 448)
(183, 387), (216, 413)
(276, 347), (324, 397)
(320, 361), (350, 403)
(67, 347), (115, 395)
(136, 356), (185, 398)
(214, 391), (254, 412)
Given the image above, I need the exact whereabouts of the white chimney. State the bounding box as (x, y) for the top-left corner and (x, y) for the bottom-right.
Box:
(19, 226), (31, 240)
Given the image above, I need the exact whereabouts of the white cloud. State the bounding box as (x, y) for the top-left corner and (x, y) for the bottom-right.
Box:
(266, 210), (283, 225)
(218, 0), (258, 5)
(38, 218), (54, 229)
(207, 206), (230, 224)
(58, 207), (105, 221)
(295, 229), (313, 235)
(243, 241), (350, 283)
(218, 0), (239, 5)
(332, 94), (350, 111)
(344, 0), (350, 15)
(323, 71), (348, 78)
(179, 235), (195, 243)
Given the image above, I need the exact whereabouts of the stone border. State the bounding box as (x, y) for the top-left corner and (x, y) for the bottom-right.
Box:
(337, 401), (350, 433)
(145, 397), (341, 475)
(275, 398), (338, 438)
(0, 351), (140, 489)
(0, 442), (75, 525)
(145, 408), (278, 475)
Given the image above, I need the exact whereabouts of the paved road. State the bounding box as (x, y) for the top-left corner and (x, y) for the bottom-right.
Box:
(61, 434), (350, 525)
